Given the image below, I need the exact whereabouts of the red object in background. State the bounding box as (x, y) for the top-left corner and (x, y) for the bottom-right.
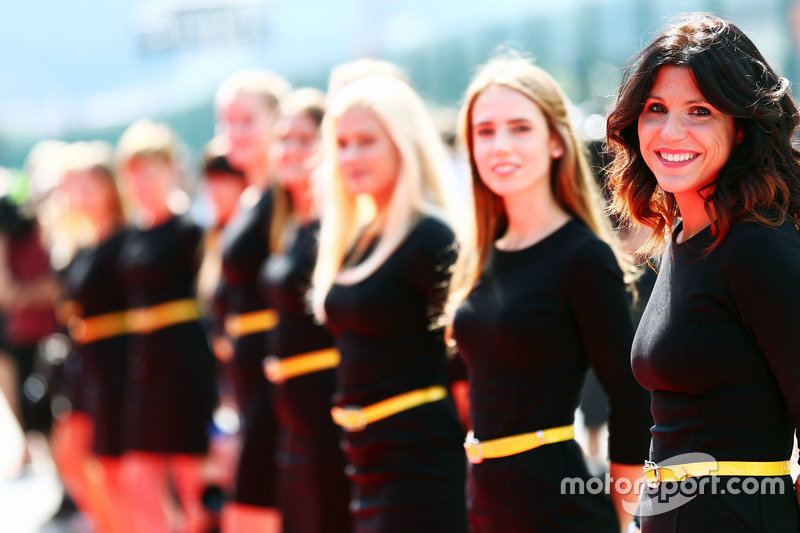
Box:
(4, 225), (57, 347)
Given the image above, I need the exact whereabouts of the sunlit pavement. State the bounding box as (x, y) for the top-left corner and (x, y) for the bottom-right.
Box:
(0, 435), (76, 533)
(0, 390), (85, 533)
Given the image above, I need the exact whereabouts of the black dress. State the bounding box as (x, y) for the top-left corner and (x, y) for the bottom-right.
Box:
(261, 220), (352, 533)
(62, 231), (128, 456)
(324, 216), (468, 533)
(219, 189), (279, 507)
(633, 220), (800, 532)
(452, 220), (652, 533)
(119, 215), (217, 454)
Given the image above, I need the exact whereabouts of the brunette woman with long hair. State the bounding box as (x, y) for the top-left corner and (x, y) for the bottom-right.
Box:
(446, 57), (651, 532)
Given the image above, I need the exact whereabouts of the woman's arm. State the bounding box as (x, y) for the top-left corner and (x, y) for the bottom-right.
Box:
(565, 239), (652, 530)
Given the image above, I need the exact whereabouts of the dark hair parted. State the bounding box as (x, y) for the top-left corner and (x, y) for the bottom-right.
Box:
(606, 12), (800, 255)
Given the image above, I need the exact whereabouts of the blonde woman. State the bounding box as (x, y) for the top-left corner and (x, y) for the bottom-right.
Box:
(116, 120), (217, 533)
(446, 57), (651, 532)
(214, 68), (290, 532)
(311, 75), (468, 533)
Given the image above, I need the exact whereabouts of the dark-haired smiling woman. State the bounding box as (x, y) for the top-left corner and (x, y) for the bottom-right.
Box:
(606, 13), (800, 532)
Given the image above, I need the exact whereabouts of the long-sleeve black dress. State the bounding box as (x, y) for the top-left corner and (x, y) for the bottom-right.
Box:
(324, 215), (468, 533)
(62, 230), (128, 457)
(119, 215), (217, 453)
(452, 219), (652, 533)
(260, 220), (352, 533)
(218, 189), (280, 507)
(633, 220), (800, 532)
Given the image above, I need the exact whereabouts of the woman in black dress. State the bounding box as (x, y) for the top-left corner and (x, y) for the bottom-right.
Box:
(606, 13), (800, 532)
(311, 74), (468, 533)
(260, 87), (352, 533)
(116, 120), (217, 533)
(214, 69), (291, 532)
(58, 141), (131, 532)
(446, 57), (652, 532)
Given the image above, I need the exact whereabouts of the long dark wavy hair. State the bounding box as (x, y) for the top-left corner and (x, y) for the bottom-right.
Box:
(606, 12), (800, 256)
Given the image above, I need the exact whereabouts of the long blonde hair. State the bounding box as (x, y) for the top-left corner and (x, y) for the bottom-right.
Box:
(446, 57), (621, 333)
(311, 75), (458, 322)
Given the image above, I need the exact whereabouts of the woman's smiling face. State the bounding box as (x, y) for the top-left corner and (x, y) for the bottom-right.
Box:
(637, 65), (740, 202)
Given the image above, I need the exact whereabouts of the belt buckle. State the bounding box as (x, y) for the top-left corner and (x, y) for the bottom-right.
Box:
(336, 406), (367, 432)
(263, 356), (283, 384)
(644, 460), (661, 488)
(464, 431), (483, 464)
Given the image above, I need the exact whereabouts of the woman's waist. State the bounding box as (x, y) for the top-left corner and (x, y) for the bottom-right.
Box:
(334, 376), (451, 408)
(269, 319), (334, 358)
(219, 288), (270, 315)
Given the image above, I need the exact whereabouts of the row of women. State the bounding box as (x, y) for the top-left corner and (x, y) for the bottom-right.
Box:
(49, 12), (800, 533)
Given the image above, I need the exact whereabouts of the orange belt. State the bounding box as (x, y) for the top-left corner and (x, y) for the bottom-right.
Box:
(464, 425), (575, 464)
(331, 385), (448, 432)
(224, 309), (279, 338)
(127, 298), (201, 334)
(263, 347), (340, 384)
(68, 311), (129, 344)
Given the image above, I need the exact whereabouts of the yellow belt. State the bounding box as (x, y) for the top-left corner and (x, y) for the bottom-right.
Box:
(464, 425), (575, 464)
(331, 385), (448, 432)
(67, 311), (129, 344)
(127, 298), (201, 334)
(644, 460), (791, 488)
(224, 309), (279, 338)
(263, 348), (340, 384)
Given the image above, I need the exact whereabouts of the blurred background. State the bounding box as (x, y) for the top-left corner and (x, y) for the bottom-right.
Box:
(1, 0), (798, 173)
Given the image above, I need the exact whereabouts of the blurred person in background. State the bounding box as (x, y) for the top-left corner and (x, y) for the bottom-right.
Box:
(0, 145), (60, 439)
(311, 75), (468, 533)
(326, 58), (411, 107)
(116, 119), (217, 533)
(197, 137), (247, 313)
(214, 68), (290, 533)
(194, 138), (247, 526)
(446, 57), (651, 532)
(54, 141), (131, 533)
(259, 87), (352, 533)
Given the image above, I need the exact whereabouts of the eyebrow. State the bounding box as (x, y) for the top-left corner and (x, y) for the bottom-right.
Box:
(645, 94), (710, 106)
(473, 117), (532, 126)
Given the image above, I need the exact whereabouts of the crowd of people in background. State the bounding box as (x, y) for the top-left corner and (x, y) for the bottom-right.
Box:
(1, 11), (800, 533)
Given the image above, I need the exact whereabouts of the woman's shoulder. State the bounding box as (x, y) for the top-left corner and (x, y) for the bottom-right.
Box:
(406, 214), (456, 251)
(720, 218), (800, 275)
(560, 220), (618, 269)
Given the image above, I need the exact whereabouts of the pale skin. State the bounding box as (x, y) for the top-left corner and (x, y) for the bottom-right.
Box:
(218, 92), (278, 190)
(274, 111), (321, 223)
(335, 105), (401, 253)
(472, 85), (640, 531)
(638, 63), (800, 508)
